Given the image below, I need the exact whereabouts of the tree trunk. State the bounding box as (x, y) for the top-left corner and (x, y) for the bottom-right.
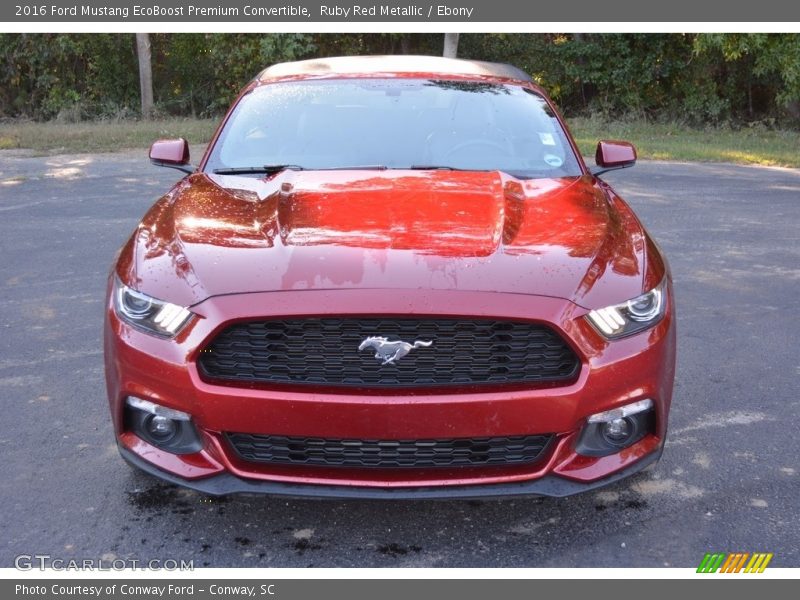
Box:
(135, 33), (154, 119)
(443, 33), (460, 58)
(573, 33), (587, 109)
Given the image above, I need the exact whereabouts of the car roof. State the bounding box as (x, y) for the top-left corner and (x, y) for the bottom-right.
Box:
(257, 55), (532, 83)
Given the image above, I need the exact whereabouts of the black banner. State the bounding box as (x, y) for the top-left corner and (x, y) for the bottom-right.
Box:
(4, 0), (800, 22)
(4, 580), (797, 600)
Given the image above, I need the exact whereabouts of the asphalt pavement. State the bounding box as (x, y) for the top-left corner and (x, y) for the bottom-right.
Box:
(1, 148), (798, 568)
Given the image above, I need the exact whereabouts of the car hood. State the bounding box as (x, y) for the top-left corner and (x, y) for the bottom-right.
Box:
(119, 170), (648, 310)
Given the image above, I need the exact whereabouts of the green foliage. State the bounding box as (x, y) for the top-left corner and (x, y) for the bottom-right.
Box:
(460, 34), (730, 123)
(0, 33), (798, 127)
(0, 33), (138, 119)
(151, 34), (317, 116)
(695, 34), (800, 109)
(461, 33), (799, 125)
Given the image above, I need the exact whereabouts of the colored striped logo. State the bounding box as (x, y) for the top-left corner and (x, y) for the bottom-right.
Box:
(697, 552), (773, 573)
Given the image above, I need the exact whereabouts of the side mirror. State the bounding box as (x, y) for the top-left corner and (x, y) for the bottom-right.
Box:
(149, 138), (194, 174)
(592, 140), (637, 176)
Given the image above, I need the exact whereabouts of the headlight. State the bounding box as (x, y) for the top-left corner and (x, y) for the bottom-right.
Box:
(112, 277), (193, 337)
(586, 278), (667, 339)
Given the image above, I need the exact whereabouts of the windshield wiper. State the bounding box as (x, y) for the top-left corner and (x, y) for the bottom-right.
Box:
(212, 165), (304, 175)
(212, 165), (390, 174)
(320, 165), (388, 171)
(410, 165), (546, 179)
(408, 165), (471, 171)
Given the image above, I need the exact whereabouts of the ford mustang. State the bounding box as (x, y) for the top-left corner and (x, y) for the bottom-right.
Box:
(104, 55), (676, 498)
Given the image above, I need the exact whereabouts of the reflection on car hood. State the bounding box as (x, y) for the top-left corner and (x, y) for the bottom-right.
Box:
(118, 170), (647, 310)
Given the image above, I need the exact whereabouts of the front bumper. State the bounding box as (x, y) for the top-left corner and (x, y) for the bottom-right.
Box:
(119, 439), (664, 499)
(105, 287), (676, 498)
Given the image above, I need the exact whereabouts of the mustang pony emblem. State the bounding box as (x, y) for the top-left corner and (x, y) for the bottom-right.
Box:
(358, 336), (433, 365)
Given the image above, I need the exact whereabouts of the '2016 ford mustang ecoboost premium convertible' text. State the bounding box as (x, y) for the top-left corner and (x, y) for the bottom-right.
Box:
(104, 56), (676, 498)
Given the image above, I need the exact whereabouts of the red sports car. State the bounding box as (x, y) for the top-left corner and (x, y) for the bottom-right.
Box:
(104, 55), (676, 498)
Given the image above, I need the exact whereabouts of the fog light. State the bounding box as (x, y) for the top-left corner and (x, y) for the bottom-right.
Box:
(602, 417), (631, 442)
(124, 396), (201, 454)
(576, 399), (655, 457)
(145, 414), (177, 442)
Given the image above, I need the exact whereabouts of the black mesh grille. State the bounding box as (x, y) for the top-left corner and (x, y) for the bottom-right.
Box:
(226, 433), (554, 468)
(198, 317), (579, 388)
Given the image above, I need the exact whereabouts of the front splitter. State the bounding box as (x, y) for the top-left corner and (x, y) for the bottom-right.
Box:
(118, 443), (663, 500)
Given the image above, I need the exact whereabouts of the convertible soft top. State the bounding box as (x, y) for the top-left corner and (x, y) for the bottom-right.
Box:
(257, 55), (533, 82)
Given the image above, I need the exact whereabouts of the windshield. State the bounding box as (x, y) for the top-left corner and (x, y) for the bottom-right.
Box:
(204, 78), (583, 179)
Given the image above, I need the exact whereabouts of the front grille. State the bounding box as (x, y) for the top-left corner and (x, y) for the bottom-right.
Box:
(226, 433), (554, 468)
(198, 317), (579, 388)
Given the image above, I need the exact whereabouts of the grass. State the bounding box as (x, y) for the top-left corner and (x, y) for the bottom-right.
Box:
(0, 116), (798, 168)
(0, 118), (218, 155)
(569, 117), (800, 168)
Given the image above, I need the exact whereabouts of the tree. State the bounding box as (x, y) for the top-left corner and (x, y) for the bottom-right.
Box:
(694, 34), (800, 113)
(135, 33), (154, 119)
(443, 33), (459, 58)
